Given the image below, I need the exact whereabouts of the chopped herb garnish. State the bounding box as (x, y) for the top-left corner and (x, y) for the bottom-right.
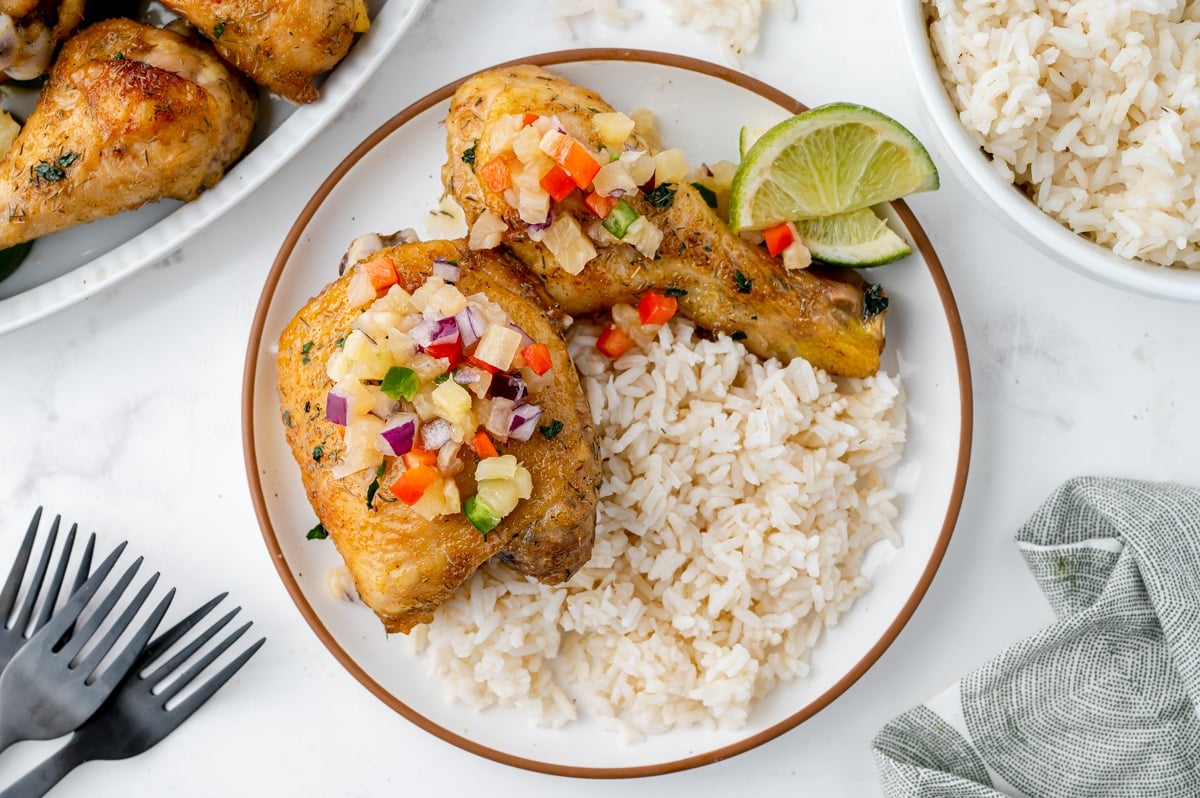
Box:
(734, 271), (753, 294)
(645, 183), (676, 208)
(336, 337), (346, 349)
(306, 523), (328, 540)
(539, 419), (565, 439)
(677, 242), (686, 256)
(301, 341), (314, 354)
(381, 366), (420, 401)
(312, 444), (324, 462)
(31, 152), (79, 183)
(434, 372), (451, 384)
(864, 284), (889, 318)
(282, 411), (292, 427)
(665, 287), (688, 297)
(365, 461), (386, 509)
(113, 51), (125, 61)
(703, 245), (712, 252)
(691, 182), (718, 208)
(304, 401), (311, 413)
(462, 141), (477, 168)
(731, 330), (747, 341)
(213, 20), (226, 38)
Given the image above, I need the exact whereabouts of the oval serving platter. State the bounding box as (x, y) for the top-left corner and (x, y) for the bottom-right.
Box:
(0, 0), (430, 335)
(243, 49), (972, 777)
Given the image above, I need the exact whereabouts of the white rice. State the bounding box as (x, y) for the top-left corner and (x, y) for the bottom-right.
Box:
(408, 318), (905, 738)
(550, 0), (796, 61)
(925, 0), (1200, 268)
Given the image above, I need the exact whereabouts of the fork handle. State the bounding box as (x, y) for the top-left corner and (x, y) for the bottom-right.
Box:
(0, 739), (85, 798)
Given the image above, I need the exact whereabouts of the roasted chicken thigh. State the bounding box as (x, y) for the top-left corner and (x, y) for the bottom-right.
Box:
(159, 0), (369, 103)
(0, 17), (257, 249)
(442, 65), (887, 379)
(278, 239), (600, 633)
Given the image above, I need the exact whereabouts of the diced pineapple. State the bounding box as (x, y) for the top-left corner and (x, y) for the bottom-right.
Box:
(409, 352), (448, 382)
(469, 210), (508, 250)
(593, 111), (635, 147)
(476, 478), (521, 516)
(486, 114), (525, 157)
(474, 324), (523, 371)
(374, 284), (417, 314)
(653, 148), (690, 183)
(332, 415), (385, 478)
(343, 330), (375, 361)
(476, 454), (519, 481)
(410, 384), (438, 421)
(408, 275), (445, 313)
(622, 151), (656, 186)
(326, 351), (350, 382)
(629, 108), (661, 150)
(428, 284), (469, 317)
(518, 188), (551, 226)
(441, 478), (461, 510)
(513, 465), (533, 500)
(410, 478), (449, 520)
(334, 377), (375, 415)
(541, 214), (597, 276)
(431, 380), (472, 424)
(345, 268), (377, 308)
(623, 216), (664, 258)
(511, 126), (549, 167)
(592, 160), (637, 197)
(386, 329), (417, 364)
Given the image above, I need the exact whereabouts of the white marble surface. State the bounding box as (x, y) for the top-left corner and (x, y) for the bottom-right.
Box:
(0, 0), (1197, 794)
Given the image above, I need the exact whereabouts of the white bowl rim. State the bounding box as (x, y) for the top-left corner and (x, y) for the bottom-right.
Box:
(897, 0), (1200, 302)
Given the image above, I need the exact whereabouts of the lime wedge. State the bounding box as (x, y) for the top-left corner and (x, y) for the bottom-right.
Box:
(729, 103), (938, 231)
(797, 206), (912, 267)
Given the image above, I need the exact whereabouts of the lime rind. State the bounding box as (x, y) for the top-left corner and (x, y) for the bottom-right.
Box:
(797, 206), (912, 267)
(729, 102), (939, 232)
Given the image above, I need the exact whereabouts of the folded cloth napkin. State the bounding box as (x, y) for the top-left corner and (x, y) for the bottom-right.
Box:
(871, 476), (1200, 797)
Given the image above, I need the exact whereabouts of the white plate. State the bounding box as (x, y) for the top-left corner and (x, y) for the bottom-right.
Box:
(0, 0), (429, 335)
(243, 50), (972, 777)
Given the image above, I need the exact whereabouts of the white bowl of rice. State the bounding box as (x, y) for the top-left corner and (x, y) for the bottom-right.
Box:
(900, 0), (1200, 300)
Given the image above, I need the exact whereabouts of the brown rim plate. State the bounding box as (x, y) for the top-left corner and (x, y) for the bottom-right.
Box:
(242, 48), (972, 778)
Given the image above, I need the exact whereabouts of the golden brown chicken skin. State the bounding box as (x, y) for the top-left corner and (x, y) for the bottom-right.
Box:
(442, 64), (887, 379)
(278, 239), (600, 633)
(159, 0), (369, 103)
(0, 18), (257, 249)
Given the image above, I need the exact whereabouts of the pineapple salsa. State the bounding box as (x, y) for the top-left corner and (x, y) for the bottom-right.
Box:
(323, 254), (551, 534)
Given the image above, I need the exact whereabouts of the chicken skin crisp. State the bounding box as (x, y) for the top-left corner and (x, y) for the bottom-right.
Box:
(159, 0), (369, 103)
(0, 18), (257, 250)
(277, 239), (600, 634)
(442, 64), (887, 379)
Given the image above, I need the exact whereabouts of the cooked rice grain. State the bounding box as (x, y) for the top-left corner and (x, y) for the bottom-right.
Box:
(409, 319), (904, 738)
(926, 0), (1200, 267)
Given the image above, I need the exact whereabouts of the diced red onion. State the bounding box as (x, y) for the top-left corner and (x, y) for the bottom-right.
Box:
(508, 323), (535, 349)
(489, 372), (527, 403)
(432, 257), (461, 283)
(453, 367), (481, 385)
(325, 390), (349, 426)
(508, 403), (543, 442)
(420, 418), (452, 450)
(486, 397), (515, 439)
(526, 208), (555, 234)
(410, 316), (459, 349)
(701, 163), (713, 177)
(378, 413), (418, 456)
(437, 440), (461, 472)
(454, 304), (487, 349)
(370, 390), (400, 419)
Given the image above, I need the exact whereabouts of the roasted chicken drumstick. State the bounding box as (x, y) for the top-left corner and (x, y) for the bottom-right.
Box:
(0, 0), (85, 79)
(0, 17), (257, 250)
(442, 64), (887, 378)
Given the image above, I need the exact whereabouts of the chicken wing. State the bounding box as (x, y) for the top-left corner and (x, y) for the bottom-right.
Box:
(278, 239), (600, 633)
(0, 0), (85, 79)
(442, 64), (887, 379)
(159, 0), (370, 103)
(0, 17), (257, 249)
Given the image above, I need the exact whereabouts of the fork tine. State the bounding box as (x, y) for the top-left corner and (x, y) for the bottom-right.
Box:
(144, 605), (238, 685)
(35, 541), (126, 644)
(74, 573), (162, 678)
(166, 635), (264, 721)
(31, 520), (76, 634)
(58, 555), (141, 662)
(10, 515), (58, 635)
(87, 587), (174, 694)
(0, 507), (41, 619)
(137, 593), (228, 671)
(156, 621), (251, 704)
(72, 531), (93, 595)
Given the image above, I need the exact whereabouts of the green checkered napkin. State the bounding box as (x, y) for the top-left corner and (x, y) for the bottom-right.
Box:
(872, 477), (1200, 797)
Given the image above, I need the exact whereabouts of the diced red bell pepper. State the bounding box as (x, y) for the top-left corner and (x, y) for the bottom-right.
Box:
(402, 446), (438, 470)
(539, 165), (576, 202)
(466, 354), (498, 374)
(424, 340), (463, 367)
(542, 132), (601, 189)
(762, 222), (795, 257)
(637, 291), (678, 325)
(392, 464), (439, 505)
(596, 323), (635, 358)
(584, 190), (619, 219)
(522, 113), (539, 127)
(471, 429), (499, 459)
(478, 156), (513, 194)
(360, 256), (398, 292)
(520, 343), (553, 375)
